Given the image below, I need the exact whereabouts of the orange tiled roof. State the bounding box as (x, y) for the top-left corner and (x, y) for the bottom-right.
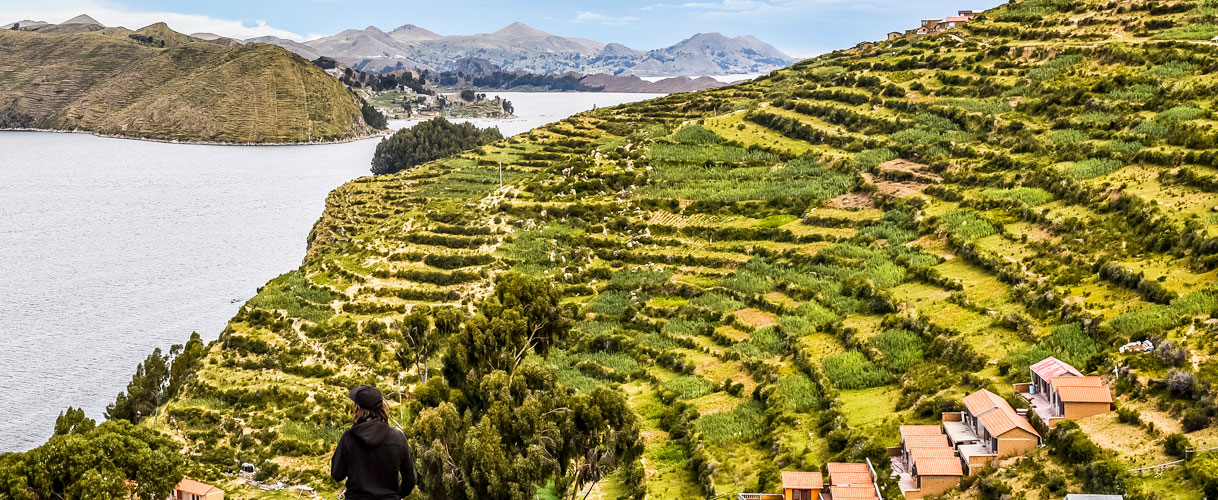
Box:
(1050, 376), (1104, 388)
(965, 389), (1040, 438)
(914, 457), (964, 476)
(176, 479), (221, 496)
(1056, 385), (1113, 404)
(909, 447), (957, 461)
(827, 462), (873, 487)
(962, 389), (1008, 416)
(899, 425), (943, 438)
(1030, 356), (1082, 380)
(780, 471), (823, 490)
(903, 434), (951, 449)
(830, 485), (879, 499)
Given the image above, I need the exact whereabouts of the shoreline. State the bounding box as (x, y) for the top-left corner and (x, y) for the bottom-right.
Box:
(0, 127), (393, 146)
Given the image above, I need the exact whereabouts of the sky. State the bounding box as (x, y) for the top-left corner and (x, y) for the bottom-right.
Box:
(0, 0), (1005, 57)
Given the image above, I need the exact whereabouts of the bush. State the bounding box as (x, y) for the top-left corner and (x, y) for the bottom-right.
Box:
(1163, 433), (1190, 458)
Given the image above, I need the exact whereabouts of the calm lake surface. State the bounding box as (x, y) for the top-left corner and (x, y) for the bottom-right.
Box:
(0, 92), (661, 451)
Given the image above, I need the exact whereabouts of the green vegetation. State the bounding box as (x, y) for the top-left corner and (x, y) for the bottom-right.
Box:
(371, 117), (503, 174)
(0, 25), (377, 143)
(28, 1), (1218, 497)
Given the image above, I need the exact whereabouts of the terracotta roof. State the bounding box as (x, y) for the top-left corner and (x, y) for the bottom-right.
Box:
(1050, 376), (1104, 388)
(1056, 385), (1113, 404)
(944, 16), (970, 22)
(962, 389), (1008, 416)
(830, 485), (879, 499)
(827, 462), (872, 486)
(964, 389), (1040, 438)
(902, 434), (950, 449)
(780, 471), (823, 490)
(914, 457), (964, 476)
(1030, 356), (1082, 381)
(899, 425), (943, 438)
(909, 448), (957, 461)
(176, 479), (222, 496)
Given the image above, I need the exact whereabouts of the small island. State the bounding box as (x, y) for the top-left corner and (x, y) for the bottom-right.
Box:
(369, 90), (515, 120)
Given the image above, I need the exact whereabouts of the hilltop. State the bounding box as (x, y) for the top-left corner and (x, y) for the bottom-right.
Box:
(251, 24), (796, 76)
(0, 19), (381, 143)
(7, 0), (1218, 499)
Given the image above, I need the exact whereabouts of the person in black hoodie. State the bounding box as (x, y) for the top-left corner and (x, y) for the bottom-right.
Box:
(331, 385), (418, 500)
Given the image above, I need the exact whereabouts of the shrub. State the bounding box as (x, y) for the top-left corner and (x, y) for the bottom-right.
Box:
(822, 351), (891, 390)
(1163, 433), (1191, 458)
(980, 187), (1054, 206)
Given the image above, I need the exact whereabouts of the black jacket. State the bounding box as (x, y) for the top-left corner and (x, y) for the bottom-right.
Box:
(331, 419), (418, 500)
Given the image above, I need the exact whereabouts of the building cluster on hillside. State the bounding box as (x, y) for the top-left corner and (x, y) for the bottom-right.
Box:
(777, 461), (884, 500)
(887, 357), (1113, 499)
(853, 10), (978, 50)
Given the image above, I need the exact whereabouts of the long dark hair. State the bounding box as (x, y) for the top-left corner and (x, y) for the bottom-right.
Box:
(353, 401), (389, 424)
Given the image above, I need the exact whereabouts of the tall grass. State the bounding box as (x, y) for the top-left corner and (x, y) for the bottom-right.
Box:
(775, 373), (821, 412)
(854, 148), (898, 171)
(871, 329), (925, 372)
(1152, 24), (1218, 40)
(664, 375), (715, 399)
(939, 209), (998, 240)
(696, 401), (764, 444)
(1026, 54), (1083, 81)
(1064, 158), (1123, 179)
(1046, 129), (1089, 145)
(1157, 106), (1203, 123)
(1111, 289), (1218, 336)
(672, 124), (724, 145)
(822, 351), (891, 390)
(692, 292), (744, 312)
(981, 187), (1055, 206)
(587, 290), (636, 316)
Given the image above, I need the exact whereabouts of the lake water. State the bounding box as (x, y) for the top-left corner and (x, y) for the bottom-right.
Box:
(0, 92), (662, 451)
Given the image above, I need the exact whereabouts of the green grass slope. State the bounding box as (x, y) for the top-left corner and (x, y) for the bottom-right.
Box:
(116, 0), (1218, 498)
(0, 23), (377, 143)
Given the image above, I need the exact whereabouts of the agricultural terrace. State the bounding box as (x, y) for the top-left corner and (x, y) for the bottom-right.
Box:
(150, 1), (1218, 498)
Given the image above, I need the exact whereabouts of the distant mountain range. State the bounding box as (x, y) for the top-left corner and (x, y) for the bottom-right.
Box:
(0, 16), (379, 143)
(244, 22), (796, 76)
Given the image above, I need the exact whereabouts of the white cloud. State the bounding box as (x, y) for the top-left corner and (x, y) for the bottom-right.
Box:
(570, 11), (639, 26)
(0, 0), (306, 40)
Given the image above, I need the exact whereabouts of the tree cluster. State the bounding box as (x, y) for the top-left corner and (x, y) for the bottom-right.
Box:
(370, 117), (503, 175)
(0, 412), (184, 500)
(106, 332), (206, 424)
(400, 274), (642, 500)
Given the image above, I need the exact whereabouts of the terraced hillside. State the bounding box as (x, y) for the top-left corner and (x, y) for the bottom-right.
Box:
(65, 0), (1218, 498)
(0, 23), (378, 143)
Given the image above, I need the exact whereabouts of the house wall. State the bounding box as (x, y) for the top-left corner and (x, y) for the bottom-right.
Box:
(917, 475), (962, 496)
(965, 455), (992, 474)
(1063, 402), (1111, 420)
(995, 428), (1039, 458)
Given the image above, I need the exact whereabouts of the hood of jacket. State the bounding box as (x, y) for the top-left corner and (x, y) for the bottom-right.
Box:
(350, 419), (391, 447)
